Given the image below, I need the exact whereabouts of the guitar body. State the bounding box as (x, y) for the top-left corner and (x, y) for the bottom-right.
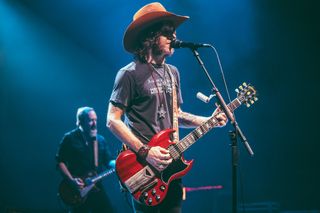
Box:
(58, 179), (94, 206)
(116, 129), (194, 206)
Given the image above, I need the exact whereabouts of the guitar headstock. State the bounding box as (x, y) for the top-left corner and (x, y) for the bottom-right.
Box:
(235, 82), (258, 107)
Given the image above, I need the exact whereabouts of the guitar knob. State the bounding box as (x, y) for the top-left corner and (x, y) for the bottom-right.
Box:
(147, 198), (153, 205)
(160, 185), (166, 191)
(143, 192), (148, 200)
(155, 195), (161, 201)
(152, 188), (156, 195)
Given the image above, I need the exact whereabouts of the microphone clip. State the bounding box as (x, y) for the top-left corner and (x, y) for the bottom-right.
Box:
(196, 92), (215, 103)
(171, 39), (211, 50)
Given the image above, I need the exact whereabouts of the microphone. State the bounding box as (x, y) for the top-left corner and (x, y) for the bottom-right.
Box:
(196, 92), (214, 103)
(171, 39), (211, 49)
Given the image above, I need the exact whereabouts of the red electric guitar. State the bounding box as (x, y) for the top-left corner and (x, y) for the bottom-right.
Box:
(116, 83), (257, 206)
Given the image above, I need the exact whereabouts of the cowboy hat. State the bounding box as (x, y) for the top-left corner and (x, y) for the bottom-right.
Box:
(123, 2), (189, 53)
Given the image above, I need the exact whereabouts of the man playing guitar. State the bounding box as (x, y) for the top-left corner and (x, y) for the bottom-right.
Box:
(106, 2), (227, 213)
(56, 106), (115, 213)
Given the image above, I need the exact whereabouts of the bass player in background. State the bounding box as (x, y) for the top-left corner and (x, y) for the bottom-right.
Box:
(56, 106), (115, 213)
(106, 2), (227, 213)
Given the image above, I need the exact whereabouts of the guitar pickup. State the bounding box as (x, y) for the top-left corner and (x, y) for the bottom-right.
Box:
(140, 179), (158, 194)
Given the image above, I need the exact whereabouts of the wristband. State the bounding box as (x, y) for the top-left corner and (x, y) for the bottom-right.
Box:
(137, 144), (150, 161)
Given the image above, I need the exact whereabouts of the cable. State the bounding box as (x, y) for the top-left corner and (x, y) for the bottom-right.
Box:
(208, 45), (234, 112)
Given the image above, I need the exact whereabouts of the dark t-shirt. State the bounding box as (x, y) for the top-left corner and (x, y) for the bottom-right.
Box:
(56, 128), (113, 177)
(110, 61), (183, 144)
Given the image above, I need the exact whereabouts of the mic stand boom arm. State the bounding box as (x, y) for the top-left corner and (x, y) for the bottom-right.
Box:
(190, 48), (254, 156)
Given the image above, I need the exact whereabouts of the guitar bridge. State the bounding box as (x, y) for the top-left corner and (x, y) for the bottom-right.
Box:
(124, 166), (155, 193)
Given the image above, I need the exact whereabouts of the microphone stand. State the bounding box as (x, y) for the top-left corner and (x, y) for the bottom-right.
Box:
(189, 47), (254, 213)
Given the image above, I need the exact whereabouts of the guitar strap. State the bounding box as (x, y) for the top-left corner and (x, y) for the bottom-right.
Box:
(166, 64), (179, 143)
(93, 140), (98, 168)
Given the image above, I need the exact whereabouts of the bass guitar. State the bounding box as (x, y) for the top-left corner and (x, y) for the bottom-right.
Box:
(58, 168), (115, 206)
(115, 83), (257, 206)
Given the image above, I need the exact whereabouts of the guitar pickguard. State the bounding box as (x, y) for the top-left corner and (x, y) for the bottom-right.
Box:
(161, 158), (189, 183)
(124, 165), (155, 193)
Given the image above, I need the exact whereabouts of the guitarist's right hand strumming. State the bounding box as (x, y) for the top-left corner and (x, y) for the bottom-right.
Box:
(146, 146), (173, 171)
(71, 177), (85, 190)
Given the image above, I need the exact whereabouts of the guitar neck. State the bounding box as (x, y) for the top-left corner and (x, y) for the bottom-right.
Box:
(89, 168), (115, 184)
(169, 97), (242, 157)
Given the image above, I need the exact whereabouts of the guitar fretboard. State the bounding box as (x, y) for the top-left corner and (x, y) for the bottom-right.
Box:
(90, 168), (115, 183)
(168, 97), (242, 159)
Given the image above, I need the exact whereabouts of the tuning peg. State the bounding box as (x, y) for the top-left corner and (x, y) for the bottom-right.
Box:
(235, 88), (239, 93)
(246, 103), (251, 107)
(239, 85), (243, 90)
(254, 97), (258, 101)
(246, 91), (251, 95)
(242, 82), (247, 87)
(250, 100), (255, 104)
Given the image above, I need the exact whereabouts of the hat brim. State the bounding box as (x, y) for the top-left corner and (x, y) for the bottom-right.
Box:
(123, 11), (189, 53)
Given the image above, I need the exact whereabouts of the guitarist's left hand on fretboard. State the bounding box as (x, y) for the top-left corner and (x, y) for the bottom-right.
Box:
(212, 110), (228, 127)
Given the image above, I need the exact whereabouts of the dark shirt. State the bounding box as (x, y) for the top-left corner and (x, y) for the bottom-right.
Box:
(56, 128), (113, 177)
(110, 61), (183, 144)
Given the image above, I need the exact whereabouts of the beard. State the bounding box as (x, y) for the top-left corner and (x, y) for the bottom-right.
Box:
(152, 45), (163, 56)
(89, 128), (97, 138)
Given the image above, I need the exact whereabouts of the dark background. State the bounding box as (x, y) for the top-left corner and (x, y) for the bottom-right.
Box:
(1, 0), (319, 212)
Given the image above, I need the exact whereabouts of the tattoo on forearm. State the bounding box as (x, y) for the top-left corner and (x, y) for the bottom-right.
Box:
(178, 111), (206, 127)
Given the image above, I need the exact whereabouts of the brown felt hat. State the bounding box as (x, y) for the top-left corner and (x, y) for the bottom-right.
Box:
(123, 2), (189, 53)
